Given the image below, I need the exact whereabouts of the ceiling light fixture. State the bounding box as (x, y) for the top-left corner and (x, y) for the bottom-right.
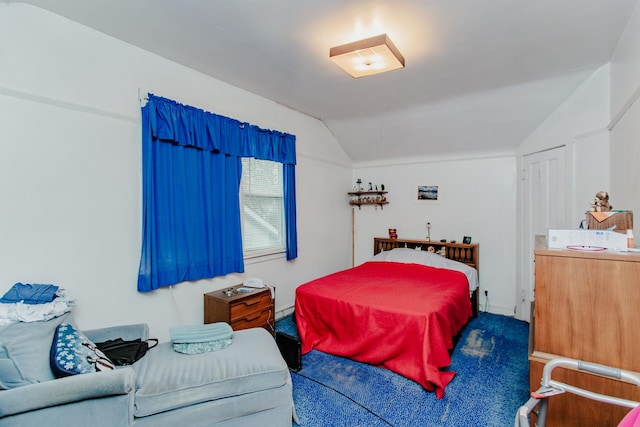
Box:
(329, 34), (405, 78)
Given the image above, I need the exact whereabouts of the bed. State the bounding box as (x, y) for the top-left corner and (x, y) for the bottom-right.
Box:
(294, 237), (480, 398)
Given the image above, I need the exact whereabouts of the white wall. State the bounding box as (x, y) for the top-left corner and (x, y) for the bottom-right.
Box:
(353, 155), (517, 316)
(517, 64), (612, 225)
(610, 1), (640, 222)
(0, 4), (353, 340)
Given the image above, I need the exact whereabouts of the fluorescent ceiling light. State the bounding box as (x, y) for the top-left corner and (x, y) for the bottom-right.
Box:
(329, 34), (405, 78)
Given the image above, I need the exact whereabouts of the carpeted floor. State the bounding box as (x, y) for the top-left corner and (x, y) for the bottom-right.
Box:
(275, 312), (530, 427)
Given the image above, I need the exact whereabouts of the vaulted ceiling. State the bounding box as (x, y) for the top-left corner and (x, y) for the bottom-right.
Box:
(15, 0), (639, 164)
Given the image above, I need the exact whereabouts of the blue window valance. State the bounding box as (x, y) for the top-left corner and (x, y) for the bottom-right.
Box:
(147, 95), (296, 164)
(137, 94), (297, 293)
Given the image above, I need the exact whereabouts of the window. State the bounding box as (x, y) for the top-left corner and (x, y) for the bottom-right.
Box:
(241, 158), (285, 258)
(138, 94), (297, 292)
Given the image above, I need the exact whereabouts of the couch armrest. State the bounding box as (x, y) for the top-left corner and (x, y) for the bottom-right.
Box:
(83, 323), (149, 343)
(0, 367), (135, 418)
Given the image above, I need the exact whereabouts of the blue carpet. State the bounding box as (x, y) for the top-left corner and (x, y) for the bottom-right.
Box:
(276, 312), (530, 427)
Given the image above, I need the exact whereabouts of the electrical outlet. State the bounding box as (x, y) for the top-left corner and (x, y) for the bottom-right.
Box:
(484, 290), (488, 297)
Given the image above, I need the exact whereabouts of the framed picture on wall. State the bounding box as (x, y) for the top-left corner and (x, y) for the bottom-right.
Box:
(463, 236), (472, 244)
(417, 185), (438, 201)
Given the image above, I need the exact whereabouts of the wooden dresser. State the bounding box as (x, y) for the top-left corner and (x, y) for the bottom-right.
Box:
(204, 285), (274, 334)
(530, 243), (640, 426)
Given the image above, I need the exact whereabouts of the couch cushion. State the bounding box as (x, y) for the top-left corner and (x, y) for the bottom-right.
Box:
(0, 312), (73, 388)
(0, 344), (28, 389)
(132, 327), (289, 417)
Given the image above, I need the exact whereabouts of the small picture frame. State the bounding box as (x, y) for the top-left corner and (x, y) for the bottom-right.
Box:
(463, 236), (472, 244)
(417, 185), (438, 201)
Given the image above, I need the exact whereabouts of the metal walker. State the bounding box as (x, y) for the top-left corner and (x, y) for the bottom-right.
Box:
(515, 357), (640, 426)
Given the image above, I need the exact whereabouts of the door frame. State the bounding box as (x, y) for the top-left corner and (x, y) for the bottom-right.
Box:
(516, 145), (571, 322)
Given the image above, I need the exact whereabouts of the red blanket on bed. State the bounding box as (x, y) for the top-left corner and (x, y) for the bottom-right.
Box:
(294, 261), (472, 398)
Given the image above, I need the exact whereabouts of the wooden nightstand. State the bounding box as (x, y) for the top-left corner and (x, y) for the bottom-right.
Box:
(204, 285), (274, 334)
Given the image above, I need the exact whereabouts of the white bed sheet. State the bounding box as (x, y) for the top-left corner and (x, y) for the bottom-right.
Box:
(370, 247), (479, 293)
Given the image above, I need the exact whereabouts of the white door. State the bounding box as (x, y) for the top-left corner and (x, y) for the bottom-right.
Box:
(520, 146), (566, 321)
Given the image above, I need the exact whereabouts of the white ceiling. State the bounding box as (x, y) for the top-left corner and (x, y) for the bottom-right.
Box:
(15, 0), (639, 164)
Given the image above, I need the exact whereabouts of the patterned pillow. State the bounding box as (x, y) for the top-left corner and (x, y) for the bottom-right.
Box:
(50, 323), (115, 378)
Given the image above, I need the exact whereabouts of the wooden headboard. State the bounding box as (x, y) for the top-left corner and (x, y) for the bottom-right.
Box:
(373, 237), (479, 275)
(374, 237), (480, 317)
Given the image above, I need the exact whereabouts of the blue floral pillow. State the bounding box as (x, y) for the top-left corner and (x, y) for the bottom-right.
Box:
(50, 323), (115, 378)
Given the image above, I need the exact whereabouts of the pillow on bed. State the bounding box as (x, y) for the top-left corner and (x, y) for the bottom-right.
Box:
(371, 248), (479, 292)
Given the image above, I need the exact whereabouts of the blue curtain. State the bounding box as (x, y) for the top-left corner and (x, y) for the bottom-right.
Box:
(284, 164), (297, 260)
(138, 94), (297, 292)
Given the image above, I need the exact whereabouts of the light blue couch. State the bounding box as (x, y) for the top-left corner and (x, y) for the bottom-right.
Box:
(0, 312), (296, 427)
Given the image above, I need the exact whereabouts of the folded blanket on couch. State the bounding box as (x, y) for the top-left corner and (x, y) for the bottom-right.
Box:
(169, 323), (233, 354)
(170, 323), (233, 343)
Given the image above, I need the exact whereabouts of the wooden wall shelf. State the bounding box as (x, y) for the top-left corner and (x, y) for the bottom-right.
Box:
(348, 190), (388, 209)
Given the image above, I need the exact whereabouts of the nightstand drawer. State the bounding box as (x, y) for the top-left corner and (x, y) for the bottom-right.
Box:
(229, 292), (272, 322)
(230, 306), (274, 331)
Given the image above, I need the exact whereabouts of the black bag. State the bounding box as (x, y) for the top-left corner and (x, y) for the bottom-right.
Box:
(275, 332), (301, 372)
(95, 338), (158, 366)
